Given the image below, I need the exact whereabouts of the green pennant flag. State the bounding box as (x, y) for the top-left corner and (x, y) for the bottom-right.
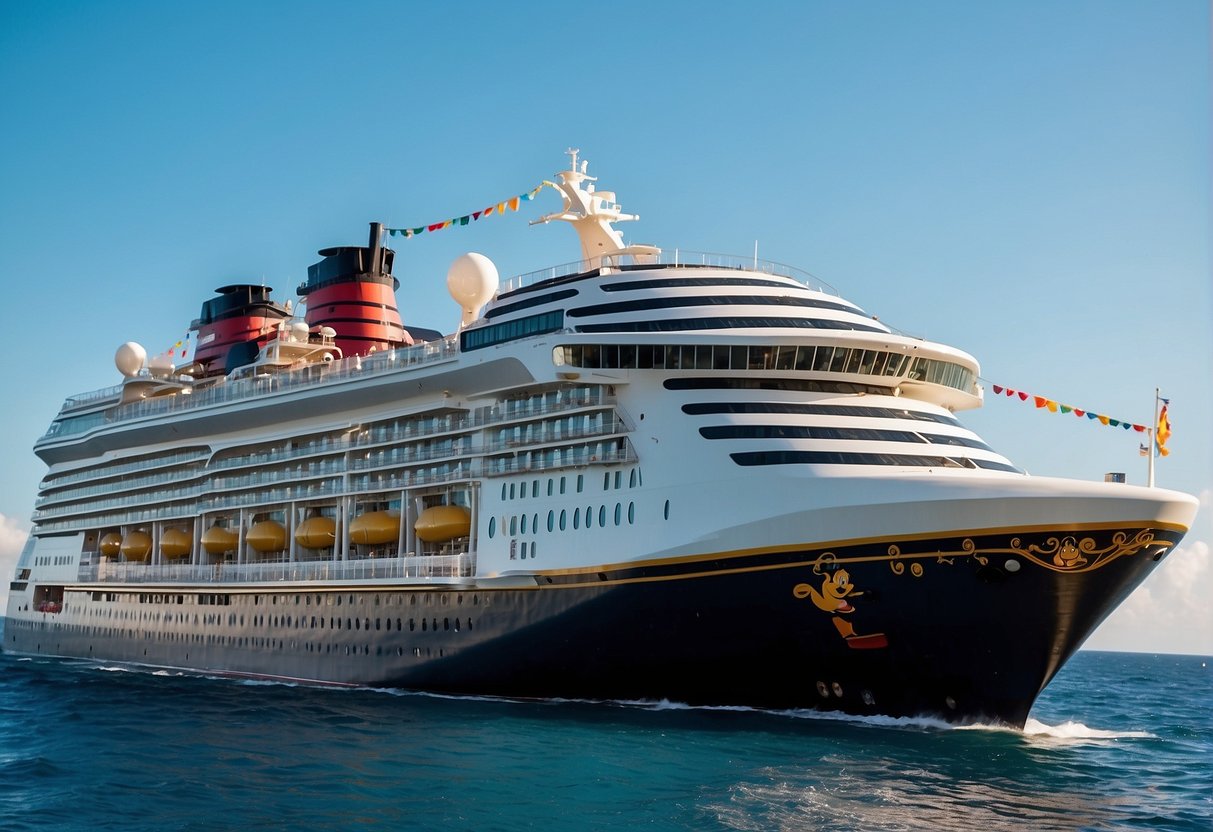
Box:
(413, 226), (426, 236)
(460, 215), (470, 226)
(1059, 404), (1072, 414)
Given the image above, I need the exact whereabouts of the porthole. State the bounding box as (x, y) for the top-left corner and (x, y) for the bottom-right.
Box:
(521, 514), (529, 534)
(614, 471), (621, 490)
(629, 469), (637, 488)
(559, 510), (567, 531)
(488, 517), (496, 538)
(532, 513), (538, 533)
(573, 509), (580, 530)
(664, 500), (670, 520)
(614, 503), (621, 525)
(628, 502), (635, 524)
(598, 505), (606, 527)
(547, 511), (554, 532)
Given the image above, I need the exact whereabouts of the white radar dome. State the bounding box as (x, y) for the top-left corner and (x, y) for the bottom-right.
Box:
(115, 342), (147, 378)
(447, 252), (499, 328)
(291, 320), (310, 342)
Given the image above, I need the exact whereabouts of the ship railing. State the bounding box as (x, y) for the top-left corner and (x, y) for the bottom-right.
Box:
(77, 553), (473, 585)
(45, 335), (462, 437)
(485, 443), (636, 475)
(500, 250), (839, 295)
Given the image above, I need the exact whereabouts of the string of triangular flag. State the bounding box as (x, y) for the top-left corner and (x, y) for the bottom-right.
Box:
(989, 384), (1150, 433)
(385, 181), (556, 239)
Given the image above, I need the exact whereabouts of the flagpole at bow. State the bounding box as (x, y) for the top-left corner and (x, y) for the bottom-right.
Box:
(1148, 388), (1158, 487)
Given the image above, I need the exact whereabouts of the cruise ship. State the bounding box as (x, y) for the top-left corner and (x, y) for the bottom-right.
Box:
(5, 153), (1198, 726)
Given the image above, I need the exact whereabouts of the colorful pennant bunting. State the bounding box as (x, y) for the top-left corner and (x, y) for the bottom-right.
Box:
(988, 383), (1149, 433)
(386, 182), (553, 240)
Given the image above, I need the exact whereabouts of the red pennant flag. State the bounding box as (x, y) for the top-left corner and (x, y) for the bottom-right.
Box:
(1133, 424), (1145, 432)
(427, 222), (444, 232)
(1018, 392), (1029, 401)
(992, 385), (1004, 394)
(1073, 409), (1085, 417)
(473, 211), (482, 220)
(1034, 396), (1047, 408)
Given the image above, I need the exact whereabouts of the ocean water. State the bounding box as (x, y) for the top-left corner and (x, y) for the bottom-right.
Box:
(0, 620), (1208, 832)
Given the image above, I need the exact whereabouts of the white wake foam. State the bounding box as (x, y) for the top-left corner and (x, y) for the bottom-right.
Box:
(1022, 717), (1153, 741)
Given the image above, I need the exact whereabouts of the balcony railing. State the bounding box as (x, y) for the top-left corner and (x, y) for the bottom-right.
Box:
(76, 553), (474, 585)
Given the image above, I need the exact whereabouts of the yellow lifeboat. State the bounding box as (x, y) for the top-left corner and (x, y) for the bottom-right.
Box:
(349, 510), (400, 546)
(201, 524), (238, 555)
(414, 505), (472, 543)
(99, 532), (122, 558)
(246, 520), (287, 553)
(295, 516), (336, 549)
(160, 528), (192, 560)
(120, 530), (152, 561)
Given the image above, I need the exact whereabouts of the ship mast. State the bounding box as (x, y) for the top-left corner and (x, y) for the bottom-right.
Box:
(531, 148), (660, 268)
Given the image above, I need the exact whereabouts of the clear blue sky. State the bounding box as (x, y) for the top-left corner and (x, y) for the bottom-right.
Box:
(1, 0), (1208, 652)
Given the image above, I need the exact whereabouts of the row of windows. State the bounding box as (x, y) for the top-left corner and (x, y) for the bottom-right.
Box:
(680, 401), (962, 426)
(665, 378), (888, 395)
(698, 425), (992, 450)
(566, 294), (861, 319)
(600, 276), (832, 295)
(554, 343), (975, 393)
(484, 289), (579, 320)
(574, 315), (885, 335)
(461, 310), (564, 351)
(90, 590), (480, 609)
(487, 501), (640, 540)
(729, 451), (1020, 473)
(502, 474), (583, 501)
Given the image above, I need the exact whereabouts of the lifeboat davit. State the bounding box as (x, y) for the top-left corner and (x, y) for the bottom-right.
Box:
(414, 505), (472, 543)
(349, 510), (400, 546)
(121, 530), (152, 561)
(99, 532), (122, 558)
(201, 525), (238, 555)
(295, 516), (336, 549)
(246, 520), (287, 553)
(160, 528), (192, 560)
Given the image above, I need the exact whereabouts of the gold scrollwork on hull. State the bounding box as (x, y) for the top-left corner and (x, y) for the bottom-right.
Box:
(887, 544), (923, 577)
(1007, 529), (1158, 573)
(879, 528), (1163, 577)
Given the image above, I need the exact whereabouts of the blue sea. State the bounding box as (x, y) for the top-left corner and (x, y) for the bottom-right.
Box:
(0, 619), (1208, 832)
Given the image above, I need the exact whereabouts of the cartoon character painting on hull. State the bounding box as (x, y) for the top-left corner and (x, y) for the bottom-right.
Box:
(793, 554), (889, 650)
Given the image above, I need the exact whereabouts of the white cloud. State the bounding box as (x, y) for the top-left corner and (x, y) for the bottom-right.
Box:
(1085, 489), (1213, 656)
(0, 514), (30, 612)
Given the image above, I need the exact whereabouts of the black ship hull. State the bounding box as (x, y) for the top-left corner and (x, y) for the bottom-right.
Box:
(5, 523), (1182, 727)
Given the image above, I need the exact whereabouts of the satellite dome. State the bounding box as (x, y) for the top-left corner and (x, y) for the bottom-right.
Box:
(447, 252), (499, 327)
(115, 342), (147, 378)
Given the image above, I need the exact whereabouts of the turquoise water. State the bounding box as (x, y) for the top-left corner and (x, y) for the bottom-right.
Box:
(0, 622), (1208, 831)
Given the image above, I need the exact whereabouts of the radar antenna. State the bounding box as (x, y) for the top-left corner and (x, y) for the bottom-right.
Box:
(531, 152), (660, 268)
